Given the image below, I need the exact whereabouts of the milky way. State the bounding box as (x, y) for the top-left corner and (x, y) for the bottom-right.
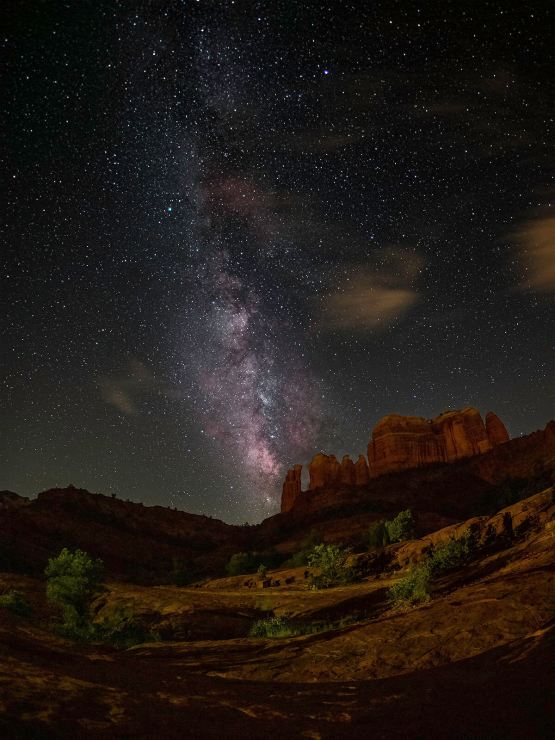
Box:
(3, 2), (554, 522)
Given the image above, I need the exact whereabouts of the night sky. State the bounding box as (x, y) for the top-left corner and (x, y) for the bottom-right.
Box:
(2, 1), (554, 523)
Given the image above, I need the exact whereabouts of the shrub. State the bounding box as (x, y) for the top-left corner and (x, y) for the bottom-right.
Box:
(171, 557), (194, 586)
(385, 509), (415, 543)
(225, 552), (258, 576)
(97, 607), (159, 648)
(307, 543), (355, 589)
(249, 613), (365, 639)
(45, 548), (104, 632)
(367, 520), (390, 548)
(388, 529), (476, 606)
(0, 589), (32, 617)
(388, 564), (431, 605)
(283, 532), (321, 568)
(249, 616), (299, 638)
(257, 564), (267, 579)
(426, 530), (476, 577)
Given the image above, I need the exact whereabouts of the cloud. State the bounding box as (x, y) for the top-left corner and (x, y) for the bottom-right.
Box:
(99, 360), (164, 415)
(315, 249), (423, 331)
(513, 213), (555, 292)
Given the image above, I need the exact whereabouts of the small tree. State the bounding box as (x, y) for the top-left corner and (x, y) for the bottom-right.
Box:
(45, 548), (104, 628)
(257, 564), (267, 580)
(367, 520), (390, 548)
(385, 509), (415, 543)
(225, 552), (257, 576)
(307, 544), (355, 589)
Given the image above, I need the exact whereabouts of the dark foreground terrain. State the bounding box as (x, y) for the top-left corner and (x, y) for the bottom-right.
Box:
(1, 488), (554, 739)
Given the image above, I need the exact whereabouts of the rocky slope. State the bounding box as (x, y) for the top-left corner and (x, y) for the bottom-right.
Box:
(0, 487), (553, 739)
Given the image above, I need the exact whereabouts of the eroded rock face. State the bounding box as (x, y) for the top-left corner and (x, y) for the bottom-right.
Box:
(367, 408), (508, 478)
(281, 465), (302, 513)
(279, 408), (513, 511)
(340, 455), (356, 485)
(308, 453), (341, 490)
(485, 411), (510, 446)
(354, 455), (370, 485)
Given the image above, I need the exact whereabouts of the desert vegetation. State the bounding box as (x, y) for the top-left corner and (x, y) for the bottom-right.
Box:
(45, 548), (157, 646)
(307, 543), (357, 588)
(389, 530), (476, 606)
(0, 589), (32, 617)
(367, 509), (415, 548)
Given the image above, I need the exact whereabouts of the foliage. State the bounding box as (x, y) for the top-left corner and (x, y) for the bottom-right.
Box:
(45, 548), (104, 623)
(367, 510), (415, 550)
(249, 616), (299, 638)
(257, 564), (267, 580)
(0, 589), (32, 617)
(249, 612), (365, 639)
(385, 509), (415, 543)
(225, 550), (281, 577)
(307, 543), (356, 589)
(388, 564), (431, 605)
(171, 557), (194, 586)
(367, 520), (391, 548)
(97, 607), (160, 648)
(425, 530), (476, 578)
(282, 532), (321, 568)
(225, 552), (259, 576)
(388, 529), (476, 606)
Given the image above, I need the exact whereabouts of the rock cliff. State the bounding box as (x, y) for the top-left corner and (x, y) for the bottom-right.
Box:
(367, 407), (509, 478)
(281, 407), (512, 511)
(281, 465), (302, 513)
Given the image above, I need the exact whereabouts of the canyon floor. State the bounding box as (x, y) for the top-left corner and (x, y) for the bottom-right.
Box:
(1, 490), (554, 739)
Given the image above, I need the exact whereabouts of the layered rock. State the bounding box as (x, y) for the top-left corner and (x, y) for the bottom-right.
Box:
(281, 465), (302, 513)
(308, 453), (341, 490)
(279, 408), (513, 511)
(485, 411), (510, 446)
(367, 407), (509, 478)
(354, 455), (370, 485)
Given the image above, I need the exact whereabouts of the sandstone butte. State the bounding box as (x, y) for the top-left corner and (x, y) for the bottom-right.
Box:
(281, 407), (510, 512)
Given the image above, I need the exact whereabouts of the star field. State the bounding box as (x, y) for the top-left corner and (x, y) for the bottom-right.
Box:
(2, 1), (554, 522)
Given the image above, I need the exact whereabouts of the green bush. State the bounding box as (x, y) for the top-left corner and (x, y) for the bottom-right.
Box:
(282, 532), (321, 568)
(388, 529), (476, 606)
(426, 531), (476, 577)
(385, 509), (415, 543)
(249, 616), (299, 638)
(97, 607), (159, 648)
(388, 564), (431, 605)
(249, 613), (365, 639)
(225, 552), (258, 576)
(367, 510), (415, 550)
(367, 520), (391, 548)
(307, 544), (356, 589)
(0, 589), (32, 617)
(257, 564), (267, 579)
(45, 548), (104, 637)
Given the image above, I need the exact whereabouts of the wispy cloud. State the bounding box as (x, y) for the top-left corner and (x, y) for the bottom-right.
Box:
(513, 212), (555, 293)
(315, 249), (423, 331)
(99, 359), (172, 415)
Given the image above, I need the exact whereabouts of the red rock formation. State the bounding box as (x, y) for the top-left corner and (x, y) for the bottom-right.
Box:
(308, 453), (341, 490)
(279, 408), (516, 511)
(339, 455), (356, 485)
(354, 455), (370, 485)
(485, 411), (510, 446)
(367, 407), (509, 478)
(281, 464), (302, 513)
